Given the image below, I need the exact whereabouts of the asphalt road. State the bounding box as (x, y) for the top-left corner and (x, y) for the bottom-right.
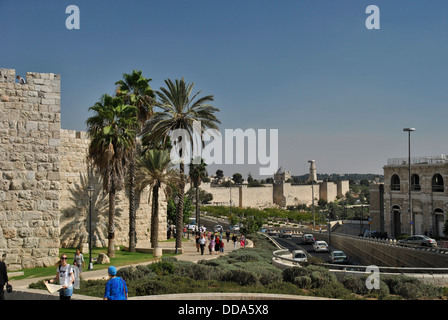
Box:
(273, 233), (361, 265)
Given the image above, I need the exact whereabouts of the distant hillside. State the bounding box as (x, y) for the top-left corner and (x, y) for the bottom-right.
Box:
(291, 173), (384, 183)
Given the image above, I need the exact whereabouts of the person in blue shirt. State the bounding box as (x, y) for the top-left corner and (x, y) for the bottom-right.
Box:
(103, 266), (128, 300)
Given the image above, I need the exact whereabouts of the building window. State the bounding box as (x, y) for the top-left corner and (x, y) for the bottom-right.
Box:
(432, 174), (444, 193)
(391, 174), (400, 191)
(411, 174), (421, 191)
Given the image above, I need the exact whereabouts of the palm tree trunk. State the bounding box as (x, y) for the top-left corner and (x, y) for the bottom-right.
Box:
(128, 153), (136, 252)
(195, 184), (200, 227)
(176, 163), (185, 250)
(151, 183), (160, 248)
(108, 190), (116, 258)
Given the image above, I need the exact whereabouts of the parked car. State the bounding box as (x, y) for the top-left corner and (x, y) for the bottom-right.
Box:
(329, 250), (347, 263)
(232, 225), (240, 231)
(399, 235), (437, 247)
(267, 228), (277, 236)
(302, 234), (315, 244)
(292, 250), (308, 263)
(213, 225), (223, 233)
(279, 229), (293, 238)
(313, 240), (329, 252)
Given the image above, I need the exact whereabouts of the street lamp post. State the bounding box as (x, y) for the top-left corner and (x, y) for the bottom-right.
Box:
(308, 160), (315, 231)
(174, 196), (179, 254)
(86, 185), (95, 270)
(403, 128), (416, 236)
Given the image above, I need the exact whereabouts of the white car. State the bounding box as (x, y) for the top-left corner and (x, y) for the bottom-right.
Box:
(292, 250), (308, 263)
(213, 225), (223, 233)
(313, 240), (329, 252)
(329, 250), (347, 264)
(232, 225), (240, 231)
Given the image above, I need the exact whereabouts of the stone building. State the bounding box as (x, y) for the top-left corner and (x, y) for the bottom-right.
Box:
(0, 69), (165, 270)
(370, 155), (448, 238)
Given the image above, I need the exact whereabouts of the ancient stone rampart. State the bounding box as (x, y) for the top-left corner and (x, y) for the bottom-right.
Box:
(0, 68), (61, 270)
(0, 69), (166, 270)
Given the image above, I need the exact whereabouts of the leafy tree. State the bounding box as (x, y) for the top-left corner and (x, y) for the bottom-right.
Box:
(142, 78), (220, 250)
(115, 70), (155, 252)
(215, 169), (224, 179)
(86, 94), (138, 257)
(136, 149), (180, 248)
(189, 157), (208, 226)
(232, 173), (243, 184)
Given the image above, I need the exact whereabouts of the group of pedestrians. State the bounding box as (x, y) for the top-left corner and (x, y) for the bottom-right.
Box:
(46, 248), (127, 301)
(194, 229), (247, 256)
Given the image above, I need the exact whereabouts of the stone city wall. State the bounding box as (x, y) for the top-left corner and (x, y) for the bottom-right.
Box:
(202, 181), (345, 209)
(58, 130), (167, 250)
(0, 68), (166, 270)
(0, 68), (61, 270)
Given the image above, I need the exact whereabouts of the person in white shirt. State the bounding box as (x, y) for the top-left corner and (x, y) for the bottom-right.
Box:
(16, 75), (26, 84)
(47, 254), (75, 300)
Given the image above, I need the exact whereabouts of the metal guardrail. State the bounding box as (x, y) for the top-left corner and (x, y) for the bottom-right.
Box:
(332, 232), (448, 255)
(266, 233), (448, 274)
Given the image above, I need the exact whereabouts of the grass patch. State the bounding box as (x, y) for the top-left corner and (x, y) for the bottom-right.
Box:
(11, 246), (175, 281)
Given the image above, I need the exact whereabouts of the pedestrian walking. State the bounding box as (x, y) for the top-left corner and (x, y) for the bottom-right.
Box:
(232, 233), (238, 250)
(210, 236), (215, 255)
(199, 233), (206, 255)
(220, 239), (224, 254)
(240, 234), (246, 248)
(47, 254), (75, 300)
(0, 253), (9, 301)
(104, 266), (128, 300)
(195, 232), (200, 252)
(73, 248), (85, 273)
(226, 229), (230, 242)
(215, 236), (221, 254)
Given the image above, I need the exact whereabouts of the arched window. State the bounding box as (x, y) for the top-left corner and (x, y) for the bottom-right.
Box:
(432, 174), (444, 193)
(411, 174), (421, 191)
(391, 174), (400, 191)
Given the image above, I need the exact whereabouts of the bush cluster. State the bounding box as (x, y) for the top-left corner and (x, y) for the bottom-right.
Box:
(28, 234), (447, 300)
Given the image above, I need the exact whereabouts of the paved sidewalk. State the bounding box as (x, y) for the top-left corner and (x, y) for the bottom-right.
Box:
(8, 237), (247, 291)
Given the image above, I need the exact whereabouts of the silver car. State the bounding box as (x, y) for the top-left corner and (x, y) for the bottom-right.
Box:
(399, 235), (437, 247)
(313, 240), (329, 252)
(292, 250), (308, 263)
(329, 250), (347, 263)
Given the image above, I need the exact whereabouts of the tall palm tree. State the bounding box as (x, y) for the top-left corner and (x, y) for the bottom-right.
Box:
(115, 70), (155, 252)
(189, 157), (208, 227)
(142, 78), (220, 250)
(86, 94), (138, 258)
(136, 149), (180, 249)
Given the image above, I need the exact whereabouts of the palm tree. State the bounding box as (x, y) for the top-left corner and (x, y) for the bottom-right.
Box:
(86, 94), (138, 258)
(142, 78), (220, 250)
(136, 149), (180, 249)
(189, 157), (208, 227)
(115, 70), (155, 252)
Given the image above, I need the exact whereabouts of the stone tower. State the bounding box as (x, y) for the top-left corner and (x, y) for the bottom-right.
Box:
(307, 160), (317, 183)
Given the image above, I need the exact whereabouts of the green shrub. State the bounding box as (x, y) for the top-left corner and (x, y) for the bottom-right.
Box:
(342, 276), (369, 295)
(175, 261), (222, 281)
(313, 282), (355, 300)
(221, 269), (258, 286)
(382, 275), (442, 299)
(294, 276), (312, 289)
(148, 259), (175, 275)
(117, 265), (156, 282)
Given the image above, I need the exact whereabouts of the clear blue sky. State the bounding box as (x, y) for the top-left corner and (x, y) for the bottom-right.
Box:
(1, 0), (448, 178)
